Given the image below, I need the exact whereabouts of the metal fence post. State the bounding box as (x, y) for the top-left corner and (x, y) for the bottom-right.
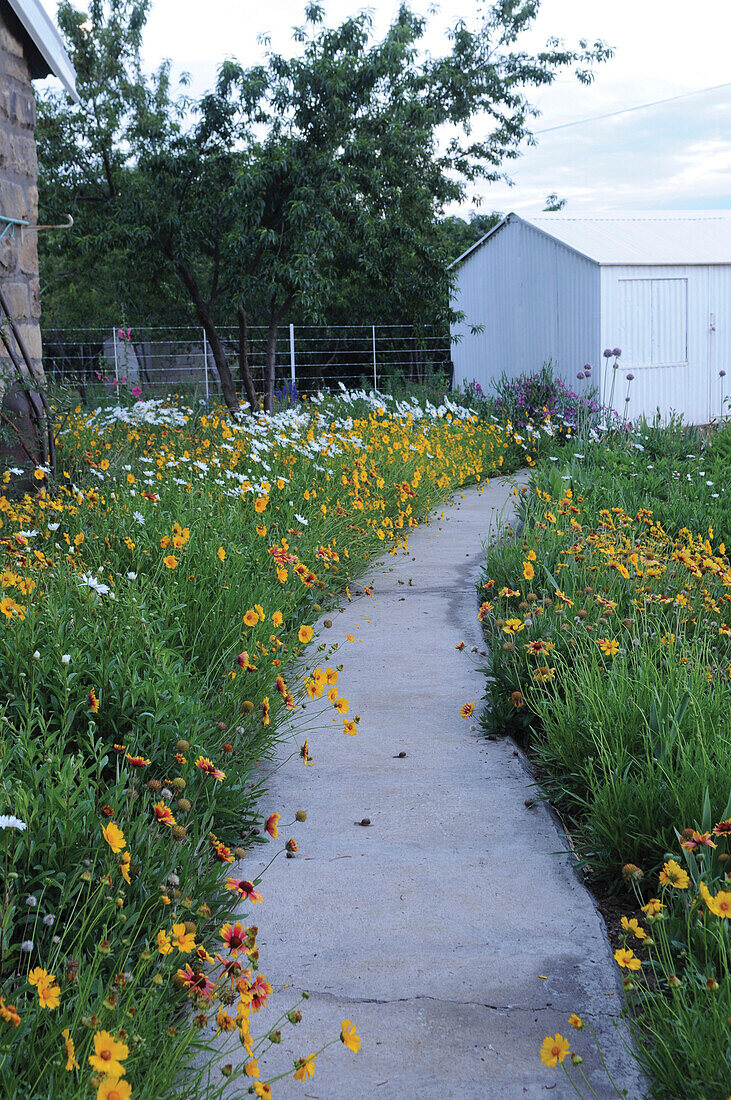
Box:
(112, 327), (119, 390)
(372, 325), (377, 391)
(289, 323), (296, 390)
(202, 329), (210, 403)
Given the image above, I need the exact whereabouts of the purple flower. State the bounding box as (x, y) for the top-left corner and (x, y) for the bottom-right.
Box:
(613, 347), (622, 357)
(626, 373), (634, 381)
(720, 370), (727, 378)
(603, 349), (613, 358)
(577, 372), (585, 380)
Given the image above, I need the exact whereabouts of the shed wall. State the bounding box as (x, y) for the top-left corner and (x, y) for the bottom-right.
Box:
(451, 219), (600, 395)
(601, 264), (731, 425)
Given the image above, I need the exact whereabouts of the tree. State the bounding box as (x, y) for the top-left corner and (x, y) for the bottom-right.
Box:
(38, 1), (612, 413)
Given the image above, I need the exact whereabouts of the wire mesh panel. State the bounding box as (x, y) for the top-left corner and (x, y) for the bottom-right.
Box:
(43, 323), (452, 401)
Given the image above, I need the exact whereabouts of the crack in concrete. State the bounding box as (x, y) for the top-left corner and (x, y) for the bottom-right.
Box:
(298, 989), (619, 1016)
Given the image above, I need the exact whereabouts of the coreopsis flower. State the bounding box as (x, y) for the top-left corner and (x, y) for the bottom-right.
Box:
(153, 801), (176, 827)
(216, 1010), (236, 1034)
(340, 1019), (361, 1052)
(88, 1030), (129, 1076)
(265, 813), (279, 839)
(125, 753), (150, 768)
(614, 948), (642, 970)
(225, 878), (263, 904)
(596, 637), (620, 656)
(253, 1084), (272, 1099)
(298, 625), (314, 644)
(460, 702), (475, 719)
(334, 697), (349, 714)
(244, 1059), (260, 1078)
(62, 1028), (79, 1071)
(157, 930), (173, 956)
(244, 609), (259, 627)
(523, 561), (535, 581)
(163, 555), (178, 569)
(568, 1014), (583, 1030)
(0, 998), (20, 1027)
(97, 1077), (131, 1100)
(102, 822), (126, 854)
(620, 917), (648, 941)
(700, 881), (731, 918)
(171, 923), (196, 952)
(217, 547), (226, 562)
(195, 756), (225, 781)
(539, 1034), (570, 1067)
(343, 719), (357, 736)
(261, 697), (271, 727)
(88, 688), (100, 713)
(120, 852), (132, 885)
(640, 898), (665, 917)
(659, 859), (690, 889)
(300, 738), (313, 766)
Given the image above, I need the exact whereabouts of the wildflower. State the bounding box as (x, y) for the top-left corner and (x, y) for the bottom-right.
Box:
(525, 639), (553, 655)
(171, 923), (196, 952)
(503, 618), (525, 634)
(225, 879), (263, 904)
(102, 822), (126, 854)
(510, 691), (524, 708)
(539, 1033), (570, 1067)
(265, 813), (279, 839)
(294, 1054), (317, 1081)
(96, 1077), (132, 1100)
(341, 1019), (361, 1052)
(659, 859), (690, 889)
(163, 555), (178, 569)
(216, 1010), (236, 1033)
(334, 697), (349, 714)
(622, 863), (644, 883)
(88, 688), (100, 713)
(157, 929), (173, 956)
(614, 948), (642, 970)
(88, 1030), (129, 1076)
(620, 917), (648, 941)
(554, 590), (574, 608)
(700, 881), (731, 918)
(212, 840), (234, 863)
(153, 801), (176, 827)
(286, 838), (298, 853)
(62, 1028), (79, 1070)
(681, 830), (716, 852)
(460, 702), (475, 719)
(125, 753), (150, 768)
(298, 625), (314, 644)
(238, 651), (257, 671)
(568, 1014), (583, 1030)
(641, 898), (665, 917)
(523, 561), (535, 581)
(0, 815), (26, 831)
(176, 964), (215, 998)
(244, 610), (259, 627)
(220, 922), (250, 957)
(713, 820), (731, 837)
(0, 998), (20, 1027)
(596, 637), (619, 656)
(300, 738), (314, 766)
(343, 719), (358, 736)
(217, 547), (226, 562)
(195, 756), (225, 781)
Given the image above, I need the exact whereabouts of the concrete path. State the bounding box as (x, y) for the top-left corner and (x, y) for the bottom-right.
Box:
(223, 475), (643, 1099)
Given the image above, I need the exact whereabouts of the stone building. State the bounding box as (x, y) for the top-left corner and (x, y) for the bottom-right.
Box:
(0, 0), (76, 459)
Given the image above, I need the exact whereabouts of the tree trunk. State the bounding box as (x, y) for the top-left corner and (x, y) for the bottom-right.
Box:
(237, 305), (259, 413)
(263, 296), (293, 414)
(169, 253), (240, 415)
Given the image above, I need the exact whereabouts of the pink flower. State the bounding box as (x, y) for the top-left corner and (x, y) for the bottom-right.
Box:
(131, 386), (142, 398)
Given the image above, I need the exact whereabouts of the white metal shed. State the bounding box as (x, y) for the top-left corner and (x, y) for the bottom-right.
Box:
(450, 211), (731, 424)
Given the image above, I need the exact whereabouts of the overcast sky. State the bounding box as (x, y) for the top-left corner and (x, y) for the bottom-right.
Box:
(40, 0), (731, 216)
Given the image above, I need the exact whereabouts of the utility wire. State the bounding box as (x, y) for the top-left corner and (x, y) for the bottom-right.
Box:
(534, 81), (731, 135)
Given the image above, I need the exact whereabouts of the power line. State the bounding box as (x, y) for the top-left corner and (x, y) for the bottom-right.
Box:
(535, 81), (731, 135)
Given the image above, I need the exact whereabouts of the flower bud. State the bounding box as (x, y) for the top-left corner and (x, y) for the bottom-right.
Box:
(295, 810), (307, 822)
(176, 739), (190, 752)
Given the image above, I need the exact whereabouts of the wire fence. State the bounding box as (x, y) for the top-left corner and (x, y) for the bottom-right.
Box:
(43, 323), (453, 401)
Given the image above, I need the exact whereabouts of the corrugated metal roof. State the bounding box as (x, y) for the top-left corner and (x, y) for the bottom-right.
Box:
(6, 0), (78, 102)
(453, 211), (731, 267)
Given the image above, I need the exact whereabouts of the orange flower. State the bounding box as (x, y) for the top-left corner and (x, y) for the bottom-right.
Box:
(163, 555), (178, 570)
(153, 801), (176, 827)
(298, 625), (314, 644)
(265, 812), (279, 839)
(219, 922), (248, 957)
(125, 753), (150, 768)
(459, 702), (475, 719)
(88, 688), (100, 713)
(195, 756), (226, 782)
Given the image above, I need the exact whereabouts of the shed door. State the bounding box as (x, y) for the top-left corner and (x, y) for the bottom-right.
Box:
(619, 278), (688, 366)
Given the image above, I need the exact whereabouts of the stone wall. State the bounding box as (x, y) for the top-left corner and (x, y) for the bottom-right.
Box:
(0, 2), (45, 461)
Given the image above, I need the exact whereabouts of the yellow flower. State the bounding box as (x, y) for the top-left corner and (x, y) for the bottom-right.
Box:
(620, 916), (648, 941)
(62, 1028), (79, 1071)
(37, 980), (61, 1010)
(568, 1014), (583, 1030)
(244, 1059), (260, 1077)
(171, 923), (196, 952)
(102, 822), (126, 854)
(460, 701), (475, 719)
(120, 851), (131, 885)
(157, 929), (173, 956)
(96, 1078), (132, 1100)
(596, 637), (619, 656)
(298, 625), (314, 644)
(614, 948), (642, 971)
(539, 1033), (570, 1067)
(640, 898), (665, 917)
(272, 611), (283, 627)
(341, 1019), (361, 1052)
(334, 697), (349, 714)
(163, 555), (178, 569)
(88, 1030), (129, 1076)
(244, 609), (259, 627)
(523, 561), (535, 581)
(343, 719), (358, 736)
(294, 1054), (317, 1081)
(217, 546), (226, 562)
(659, 859), (689, 890)
(254, 495), (269, 513)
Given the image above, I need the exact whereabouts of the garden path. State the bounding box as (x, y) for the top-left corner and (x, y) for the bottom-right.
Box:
(223, 474), (643, 1099)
